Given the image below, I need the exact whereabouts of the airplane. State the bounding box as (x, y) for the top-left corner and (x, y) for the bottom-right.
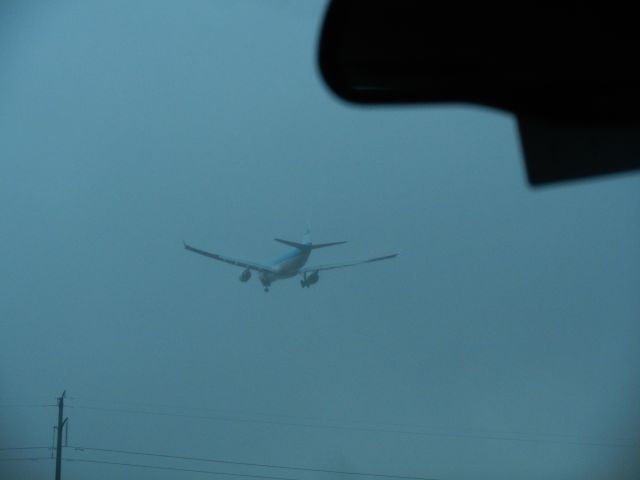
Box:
(183, 231), (398, 292)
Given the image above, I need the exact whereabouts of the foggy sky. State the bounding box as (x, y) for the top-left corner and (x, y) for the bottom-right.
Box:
(2, 1), (640, 479)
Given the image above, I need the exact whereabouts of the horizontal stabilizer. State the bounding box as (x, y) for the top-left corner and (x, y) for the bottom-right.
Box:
(274, 238), (309, 249)
(310, 241), (347, 249)
(275, 238), (346, 250)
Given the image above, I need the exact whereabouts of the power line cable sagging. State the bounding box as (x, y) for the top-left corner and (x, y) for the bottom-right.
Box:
(0, 457), (52, 462)
(0, 447), (51, 452)
(66, 446), (437, 480)
(66, 402), (640, 449)
(65, 458), (309, 478)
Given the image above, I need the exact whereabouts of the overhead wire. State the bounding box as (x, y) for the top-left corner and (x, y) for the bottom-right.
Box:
(70, 397), (640, 446)
(0, 447), (51, 452)
(9, 396), (634, 453)
(67, 445), (435, 480)
(66, 404), (640, 449)
(64, 457), (304, 479)
(0, 456), (51, 462)
(66, 397), (640, 447)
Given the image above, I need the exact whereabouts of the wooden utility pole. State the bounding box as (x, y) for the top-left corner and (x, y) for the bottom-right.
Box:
(55, 390), (68, 480)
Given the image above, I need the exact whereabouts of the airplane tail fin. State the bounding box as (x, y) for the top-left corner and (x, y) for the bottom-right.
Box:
(303, 223), (312, 245)
(274, 238), (347, 250)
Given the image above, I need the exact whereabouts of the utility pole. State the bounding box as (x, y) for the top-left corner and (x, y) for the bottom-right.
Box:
(55, 390), (68, 480)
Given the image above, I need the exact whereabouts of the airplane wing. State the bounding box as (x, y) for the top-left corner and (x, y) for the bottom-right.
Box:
(183, 242), (275, 273)
(299, 253), (398, 273)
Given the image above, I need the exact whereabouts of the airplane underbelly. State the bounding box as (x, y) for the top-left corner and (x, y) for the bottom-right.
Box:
(276, 254), (308, 278)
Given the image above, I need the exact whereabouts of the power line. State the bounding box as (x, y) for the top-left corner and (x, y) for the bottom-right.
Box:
(64, 457), (304, 479)
(73, 396), (640, 447)
(0, 395), (58, 402)
(67, 404), (391, 432)
(66, 404), (464, 434)
(69, 395), (640, 444)
(66, 405), (640, 449)
(0, 447), (51, 452)
(67, 445), (435, 480)
(68, 397), (262, 414)
(0, 456), (51, 462)
(61, 399), (594, 441)
(67, 397), (410, 427)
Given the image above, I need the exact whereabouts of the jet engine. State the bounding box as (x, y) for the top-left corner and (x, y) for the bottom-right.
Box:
(239, 268), (251, 282)
(300, 271), (319, 288)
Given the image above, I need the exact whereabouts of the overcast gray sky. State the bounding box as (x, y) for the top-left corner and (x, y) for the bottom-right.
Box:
(2, 1), (640, 479)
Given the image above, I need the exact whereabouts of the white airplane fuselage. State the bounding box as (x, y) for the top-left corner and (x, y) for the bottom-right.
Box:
(259, 246), (312, 286)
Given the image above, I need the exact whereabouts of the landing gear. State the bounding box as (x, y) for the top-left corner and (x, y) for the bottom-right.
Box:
(259, 273), (271, 292)
(300, 271), (319, 288)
